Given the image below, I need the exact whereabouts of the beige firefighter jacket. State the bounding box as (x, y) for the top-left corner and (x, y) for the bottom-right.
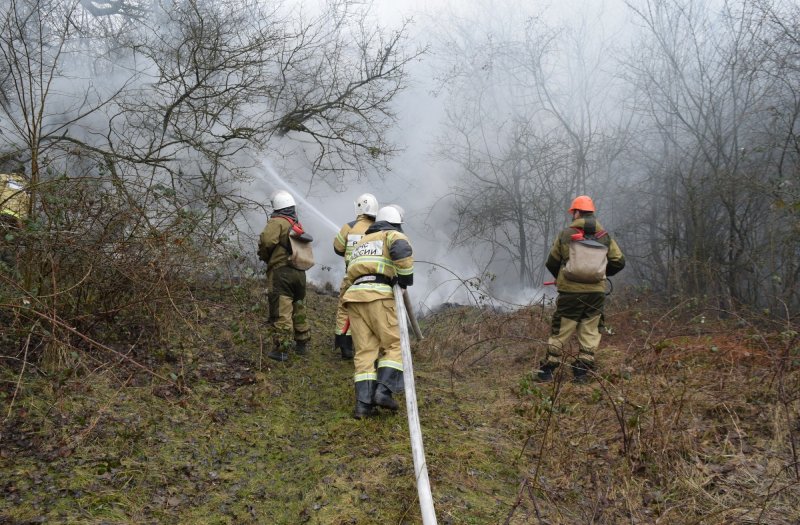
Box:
(333, 215), (375, 267)
(342, 224), (413, 303)
(1, 173), (28, 221)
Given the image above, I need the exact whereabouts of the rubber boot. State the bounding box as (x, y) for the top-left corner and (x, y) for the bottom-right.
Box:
(334, 333), (346, 354)
(374, 367), (403, 411)
(295, 340), (308, 356)
(373, 383), (398, 411)
(572, 361), (594, 384)
(341, 335), (354, 360)
(267, 350), (288, 362)
(535, 361), (558, 382)
(267, 336), (289, 362)
(353, 381), (377, 419)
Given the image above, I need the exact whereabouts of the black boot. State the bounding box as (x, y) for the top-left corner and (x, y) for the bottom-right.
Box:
(373, 383), (398, 411)
(572, 361), (594, 384)
(267, 336), (289, 361)
(341, 335), (354, 360)
(295, 340), (308, 356)
(334, 334), (346, 354)
(267, 350), (288, 362)
(353, 381), (377, 419)
(536, 361), (558, 382)
(374, 367), (403, 411)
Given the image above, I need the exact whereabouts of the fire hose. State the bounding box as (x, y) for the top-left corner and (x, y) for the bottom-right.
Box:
(394, 284), (437, 524)
(403, 288), (424, 341)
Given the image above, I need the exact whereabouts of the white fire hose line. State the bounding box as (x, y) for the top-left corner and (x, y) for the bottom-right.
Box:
(394, 284), (438, 525)
(402, 288), (424, 341)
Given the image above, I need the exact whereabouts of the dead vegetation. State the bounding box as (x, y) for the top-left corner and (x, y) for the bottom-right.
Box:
(1, 284), (799, 524)
(417, 292), (800, 524)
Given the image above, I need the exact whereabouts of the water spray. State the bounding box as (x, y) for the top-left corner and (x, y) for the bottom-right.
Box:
(258, 158), (340, 234)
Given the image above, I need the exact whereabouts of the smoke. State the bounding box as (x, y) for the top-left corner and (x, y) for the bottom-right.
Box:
(244, 150), (553, 314)
(238, 0), (633, 313)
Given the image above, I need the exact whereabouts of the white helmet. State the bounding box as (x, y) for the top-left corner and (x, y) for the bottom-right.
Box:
(354, 193), (379, 217)
(271, 190), (295, 210)
(376, 204), (404, 224)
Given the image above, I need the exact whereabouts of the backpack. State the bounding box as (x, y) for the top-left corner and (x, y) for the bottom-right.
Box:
(562, 219), (608, 284)
(276, 216), (315, 271)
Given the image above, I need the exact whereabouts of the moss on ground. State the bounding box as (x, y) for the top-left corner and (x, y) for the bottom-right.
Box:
(2, 283), (799, 523)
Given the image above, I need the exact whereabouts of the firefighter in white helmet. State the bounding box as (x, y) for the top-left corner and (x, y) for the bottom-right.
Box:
(332, 193), (379, 359)
(257, 190), (313, 361)
(342, 204), (413, 419)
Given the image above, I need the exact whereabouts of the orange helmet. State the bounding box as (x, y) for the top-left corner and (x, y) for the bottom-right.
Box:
(569, 195), (595, 213)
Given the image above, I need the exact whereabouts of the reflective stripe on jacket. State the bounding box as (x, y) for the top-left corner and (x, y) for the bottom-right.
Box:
(333, 215), (374, 266)
(1, 173), (28, 220)
(342, 225), (413, 303)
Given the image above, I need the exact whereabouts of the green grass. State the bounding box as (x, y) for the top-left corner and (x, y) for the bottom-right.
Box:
(1, 286), (515, 524)
(2, 283), (800, 523)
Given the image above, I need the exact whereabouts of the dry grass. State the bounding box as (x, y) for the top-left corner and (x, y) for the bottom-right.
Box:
(1, 284), (799, 524)
(416, 296), (800, 524)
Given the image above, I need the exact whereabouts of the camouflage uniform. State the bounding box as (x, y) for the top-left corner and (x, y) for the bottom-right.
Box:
(342, 221), (413, 416)
(258, 208), (310, 357)
(332, 214), (375, 358)
(543, 214), (625, 376)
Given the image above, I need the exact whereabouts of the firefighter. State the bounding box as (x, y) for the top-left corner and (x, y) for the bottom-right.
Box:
(538, 195), (625, 383)
(0, 173), (28, 271)
(342, 205), (413, 419)
(332, 193), (379, 359)
(257, 190), (313, 362)
(0, 173), (27, 226)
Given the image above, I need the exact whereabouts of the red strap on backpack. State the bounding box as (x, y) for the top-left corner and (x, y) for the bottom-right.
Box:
(275, 215), (305, 236)
(571, 227), (607, 240)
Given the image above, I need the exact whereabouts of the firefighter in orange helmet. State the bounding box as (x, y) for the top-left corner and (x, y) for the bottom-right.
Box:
(332, 193), (378, 359)
(341, 205), (413, 419)
(538, 195), (625, 383)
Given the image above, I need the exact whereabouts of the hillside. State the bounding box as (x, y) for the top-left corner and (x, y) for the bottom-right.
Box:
(1, 282), (799, 524)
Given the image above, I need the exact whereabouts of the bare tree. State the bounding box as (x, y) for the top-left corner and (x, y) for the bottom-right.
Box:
(444, 119), (569, 286)
(0, 0), (419, 208)
(0, 0), (419, 365)
(622, 0), (794, 311)
(431, 0), (631, 288)
(751, 0), (800, 309)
